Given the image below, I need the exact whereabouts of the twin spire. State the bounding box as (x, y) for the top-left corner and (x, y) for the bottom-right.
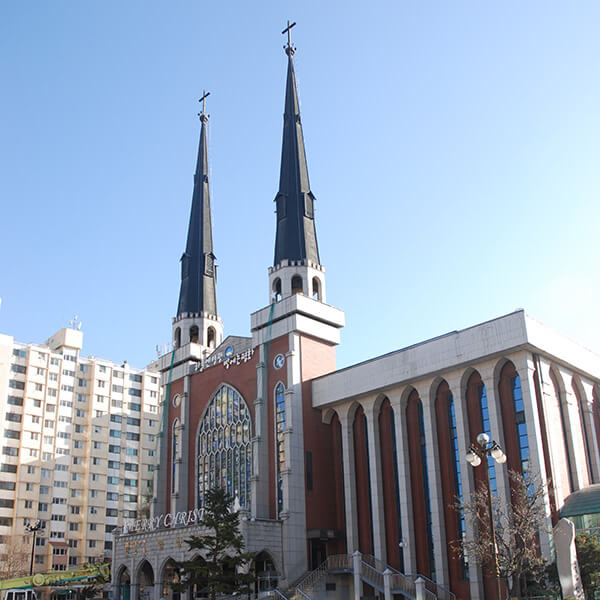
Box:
(176, 23), (321, 321)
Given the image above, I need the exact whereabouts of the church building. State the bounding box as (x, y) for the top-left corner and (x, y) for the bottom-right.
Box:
(112, 28), (600, 600)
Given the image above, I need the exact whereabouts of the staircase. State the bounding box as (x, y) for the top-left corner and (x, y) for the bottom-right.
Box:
(275, 552), (455, 600)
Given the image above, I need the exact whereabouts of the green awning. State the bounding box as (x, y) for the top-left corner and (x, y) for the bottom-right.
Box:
(560, 484), (600, 518)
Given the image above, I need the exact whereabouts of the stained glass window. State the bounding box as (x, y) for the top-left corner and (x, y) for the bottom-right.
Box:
(275, 383), (286, 514)
(197, 385), (252, 510)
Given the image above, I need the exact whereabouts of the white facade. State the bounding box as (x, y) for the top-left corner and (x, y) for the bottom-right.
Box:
(0, 327), (161, 573)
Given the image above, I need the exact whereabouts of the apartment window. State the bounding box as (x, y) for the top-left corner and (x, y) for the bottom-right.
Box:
(24, 500), (33, 509)
(2, 447), (18, 456)
(68, 557), (77, 566)
(49, 373), (58, 381)
(150, 376), (157, 384)
(71, 473), (81, 481)
(111, 399), (122, 408)
(12, 364), (27, 374)
(52, 547), (67, 555)
(78, 379), (87, 387)
(60, 385), (73, 392)
(93, 441), (100, 449)
(90, 489), (99, 499)
(0, 481), (15, 490)
(88, 540), (96, 548)
(27, 465), (35, 474)
(73, 441), (83, 449)
(126, 432), (139, 441)
(147, 465), (154, 472)
(7, 396), (23, 406)
(42, 452), (52, 461)
(110, 415), (122, 424)
(53, 481), (66, 488)
(148, 405), (158, 413)
(41, 468), (51, 478)
(69, 506), (80, 516)
(4, 429), (20, 440)
(91, 457), (100, 466)
(50, 358), (59, 365)
(56, 447), (69, 456)
(109, 445), (120, 454)
(89, 522), (97, 530)
(44, 419), (54, 428)
(69, 523), (78, 531)
(43, 436), (53, 444)
(77, 394), (86, 403)
(124, 494), (137, 502)
(96, 380), (106, 388)
(105, 508), (118, 517)
(49, 532), (64, 539)
(0, 518), (13, 527)
(59, 401), (73, 409)
(30, 432), (39, 441)
(46, 403), (56, 412)
(112, 385), (123, 393)
(74, 425), (84, 433)
(129, 374), (142, 383)
(148, 449), (154, 457)
(79, 364), (89, 373)
(127, 417), (140, 427)
(109, 430), (121, 439)
(32, 399), (42, 407)
(55, 464), (67, 471)
(98, 365), (106, 373)
(0, 499), (14, 509)
(147, 419), (156, 427)
(125, 448), (137, 456)
(68, 540), (78, 548)
(150, 391), (157, 398)
(38, 503), (48, 512)
(90, 474), (99, 482)
(124, 479), (138, 487)
(72, 457), (82, 465)
(94, 410), (104, 418)
(36, 368), (45, 376)
(107, 476), (119, 485)
(51, 514), (66, 521)
(5, 413), (22, 423)
(13, 349), (27, 358)
(125, 463), (138, 472)
(57, 432), (71, 440)
(108, 461), (120, 470)
(128, 389), (141, 398)
(39, 486), (49, 495)
(106, 492), (118, 501)
(9, 381), (25, 390)
(1, 464), (17, 473)
(75, 409), (85, 417)
(31, 416), (41, 424)
(35, 383), (43, 391)
(62, 370), (75, 377)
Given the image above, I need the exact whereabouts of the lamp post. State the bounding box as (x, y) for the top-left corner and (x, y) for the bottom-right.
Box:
(25, 520), (43, 575)
(465, 433), (506, 600)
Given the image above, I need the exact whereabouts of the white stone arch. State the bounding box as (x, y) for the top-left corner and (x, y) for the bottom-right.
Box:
(321, 407), (337, 425)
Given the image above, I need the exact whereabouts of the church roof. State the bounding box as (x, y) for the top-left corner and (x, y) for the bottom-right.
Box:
(273, 37), (320, 267)
(177, 101), (218, 318)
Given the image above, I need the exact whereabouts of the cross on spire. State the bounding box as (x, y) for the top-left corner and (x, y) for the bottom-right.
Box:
(282, 20), (296, 56)
(198, 90), (210, 122)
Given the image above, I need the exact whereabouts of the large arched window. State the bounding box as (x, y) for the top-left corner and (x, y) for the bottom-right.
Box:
(197, 385), (252, 510)
(275, 383), (286, 515)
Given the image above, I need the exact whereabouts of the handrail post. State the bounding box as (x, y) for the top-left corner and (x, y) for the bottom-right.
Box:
(352, 550), (362, 600)
(383, 568), (392, 600)
(415, 577), (425, 600)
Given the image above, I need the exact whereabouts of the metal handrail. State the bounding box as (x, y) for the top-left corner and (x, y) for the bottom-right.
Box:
(404, 573), (455, 600)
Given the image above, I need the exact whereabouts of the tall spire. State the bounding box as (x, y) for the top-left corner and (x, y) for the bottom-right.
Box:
(177, 92), (218, 318)
(273, 22), (320, 267)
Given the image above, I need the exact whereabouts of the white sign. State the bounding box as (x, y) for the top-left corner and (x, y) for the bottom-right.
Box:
(122, 507), (204, 534)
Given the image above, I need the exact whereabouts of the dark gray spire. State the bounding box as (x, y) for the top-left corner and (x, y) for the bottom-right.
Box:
(177, 100), (218, 318)
(273, 37), (320, 267)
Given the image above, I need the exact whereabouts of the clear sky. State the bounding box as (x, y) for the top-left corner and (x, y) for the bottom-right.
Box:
(1, 1), (599, 370)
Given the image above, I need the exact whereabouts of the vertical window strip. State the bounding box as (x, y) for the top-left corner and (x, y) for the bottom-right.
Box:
(389, 408), (404, 572)
(418, 401), (436, 579)
(552, 374), (576, 492)
(575, 383), (594, 484)
(171, 419), (179, 494)
(511, 375), (530, 474)
(479, 385), (497, 494)
(275, 383), (286, 514)
(197, 385), (252, 510)
(448, 395), (468, 579)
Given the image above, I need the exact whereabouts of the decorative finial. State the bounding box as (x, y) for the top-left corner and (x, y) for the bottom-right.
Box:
(198, 90), (210, 122)
(282, 20), (296, 56)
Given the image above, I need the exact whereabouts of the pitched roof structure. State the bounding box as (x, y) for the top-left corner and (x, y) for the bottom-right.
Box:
(273, 40), (320, 267)
(177, 107), (218, 317)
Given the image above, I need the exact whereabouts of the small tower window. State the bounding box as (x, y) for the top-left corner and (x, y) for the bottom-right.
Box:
(207, 327), (216, 349)
(291, 275), (303, 295)
(174, 328), (181, 349)
(273, 278), (282, 302)
(312, 277), (321, 301)
(190, 325), (199, 344)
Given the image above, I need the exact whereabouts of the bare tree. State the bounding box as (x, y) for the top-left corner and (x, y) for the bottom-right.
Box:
(0, 539), (30, 579)
(456, 470), (550, 599)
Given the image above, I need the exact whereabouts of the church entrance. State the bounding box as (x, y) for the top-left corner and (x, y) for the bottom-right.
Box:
(309, 540), (327, 571)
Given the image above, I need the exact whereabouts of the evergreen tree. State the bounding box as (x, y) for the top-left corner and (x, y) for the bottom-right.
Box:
(175, 488), (254, 600)
(576, 533), (600, 598)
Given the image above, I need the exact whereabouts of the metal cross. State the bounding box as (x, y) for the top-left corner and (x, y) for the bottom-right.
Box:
(282, 20), (296, 54)
(198, 90), (210, 119)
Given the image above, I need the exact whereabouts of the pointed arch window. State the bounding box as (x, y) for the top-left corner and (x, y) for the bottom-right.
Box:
(171, 419), (180, 495)
(275, 383), (286, 514)
(197, 385), (252, 510)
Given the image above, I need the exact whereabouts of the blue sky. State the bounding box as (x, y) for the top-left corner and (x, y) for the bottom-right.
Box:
(1, 1), (599, 370)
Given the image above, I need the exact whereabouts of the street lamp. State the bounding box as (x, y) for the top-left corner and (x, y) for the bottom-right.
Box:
(25, 520), (43, 575)
(465, 433), (506, 600)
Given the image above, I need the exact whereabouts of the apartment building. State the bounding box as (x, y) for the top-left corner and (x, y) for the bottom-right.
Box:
(0, 325), (160, 574)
